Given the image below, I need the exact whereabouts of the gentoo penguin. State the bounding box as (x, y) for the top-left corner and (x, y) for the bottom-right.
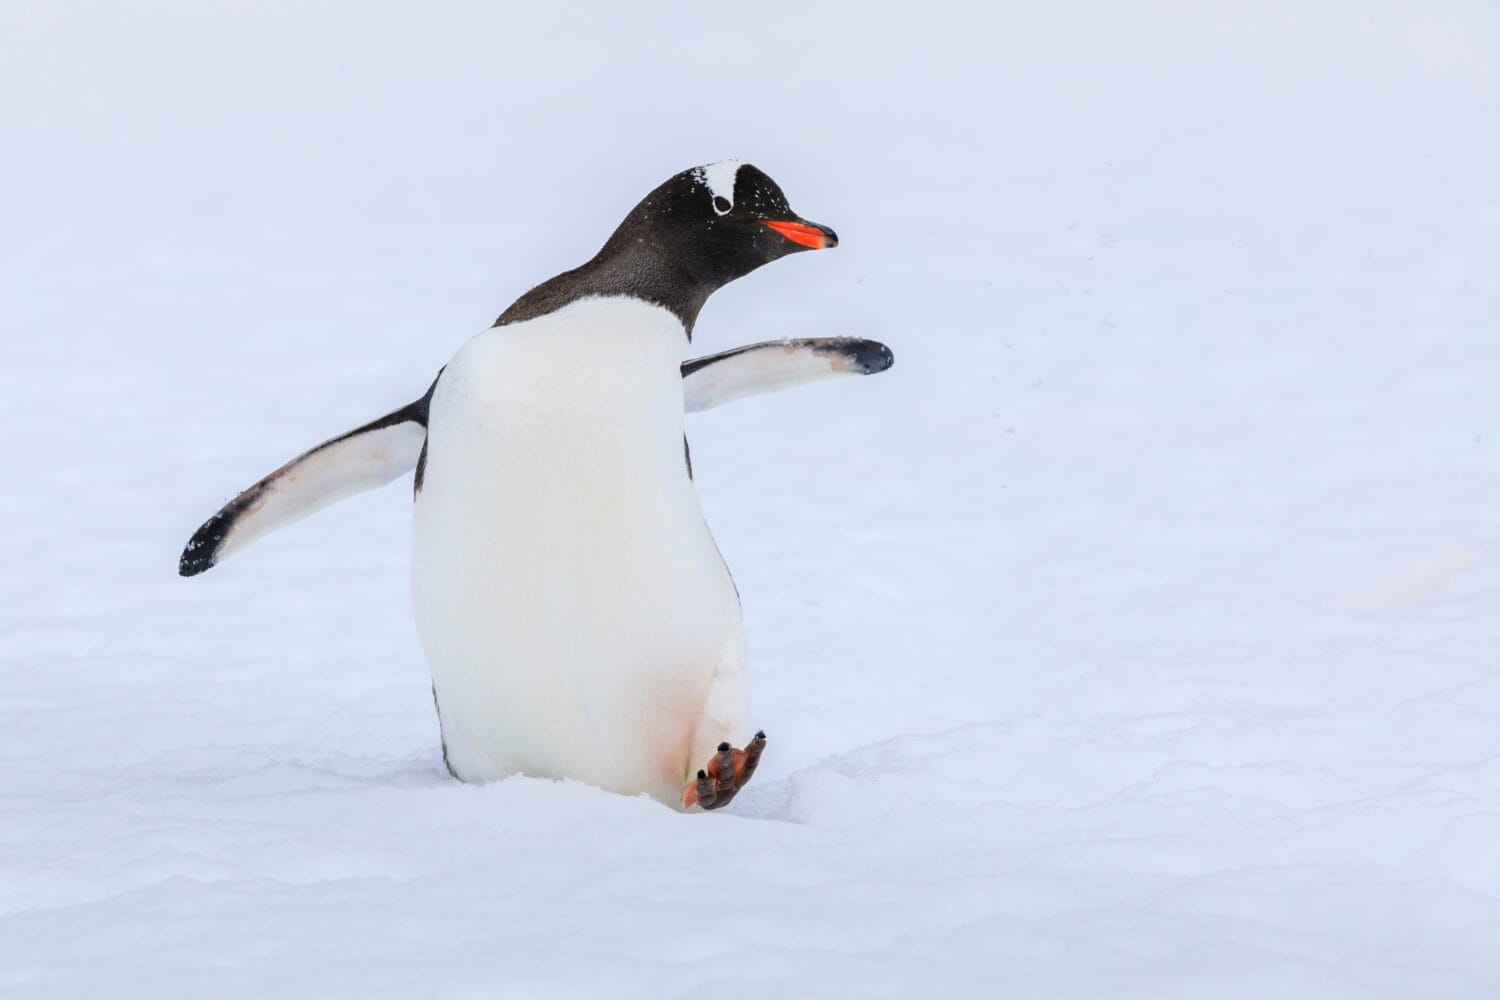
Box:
(180, 162), (893, 810)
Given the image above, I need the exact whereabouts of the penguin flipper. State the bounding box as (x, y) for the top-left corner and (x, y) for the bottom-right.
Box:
(682, 337), (894, 413)
(178, 399), (429, 577)
(179, 338), (895, 576)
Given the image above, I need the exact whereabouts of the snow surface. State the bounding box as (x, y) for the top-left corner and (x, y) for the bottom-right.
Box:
(4, 3), (1500, 997)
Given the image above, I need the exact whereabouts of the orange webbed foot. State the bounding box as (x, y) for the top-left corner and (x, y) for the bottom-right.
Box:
(681, 730), (766, 811)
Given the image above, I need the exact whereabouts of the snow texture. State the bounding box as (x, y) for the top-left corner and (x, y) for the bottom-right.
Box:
(3, 3), (1499, 998)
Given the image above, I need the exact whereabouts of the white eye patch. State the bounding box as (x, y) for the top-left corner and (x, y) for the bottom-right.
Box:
(695, 160), (743, 215)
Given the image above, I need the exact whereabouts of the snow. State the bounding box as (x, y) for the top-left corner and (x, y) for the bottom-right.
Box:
(4, 3), (1500, 997)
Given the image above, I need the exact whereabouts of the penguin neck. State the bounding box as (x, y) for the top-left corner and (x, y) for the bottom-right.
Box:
(494, 244), (714, 339)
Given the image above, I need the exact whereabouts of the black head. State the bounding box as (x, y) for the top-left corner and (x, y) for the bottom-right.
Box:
(602, 162), (838, 288)
(495, 162), (837, 336)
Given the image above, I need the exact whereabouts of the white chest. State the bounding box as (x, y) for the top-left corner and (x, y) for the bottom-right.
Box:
(409, 297), (744, 793)
(423, 296), (692, 543)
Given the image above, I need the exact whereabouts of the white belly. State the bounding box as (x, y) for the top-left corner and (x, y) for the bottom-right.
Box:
(411, 297), (745, 803)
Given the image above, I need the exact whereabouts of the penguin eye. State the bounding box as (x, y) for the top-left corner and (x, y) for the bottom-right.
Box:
(712, 195), (732, 215)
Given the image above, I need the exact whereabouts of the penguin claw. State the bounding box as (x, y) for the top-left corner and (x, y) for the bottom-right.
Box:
(692, 769), (717, 810)
(713, 744), (737, 793)
(681, 731), (768, 811)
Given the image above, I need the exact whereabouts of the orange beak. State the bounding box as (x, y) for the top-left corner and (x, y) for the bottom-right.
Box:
(760, 219), (839, 250)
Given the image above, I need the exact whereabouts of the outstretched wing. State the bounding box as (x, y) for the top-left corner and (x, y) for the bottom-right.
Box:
(682, 337), (893, 413)
(179, 337), (893, 576)
(178, 389), (433, 577)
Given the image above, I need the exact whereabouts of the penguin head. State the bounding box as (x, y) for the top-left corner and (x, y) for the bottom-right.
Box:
(497, 162), (838, 333)
(603, 161), (838, 291)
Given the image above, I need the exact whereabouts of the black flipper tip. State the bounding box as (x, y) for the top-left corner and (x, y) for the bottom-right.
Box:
(178, 512), (234, 577)
(848, 339), (895, 375)
(178, 536), (219, 577)
(815, 338), (894, 376)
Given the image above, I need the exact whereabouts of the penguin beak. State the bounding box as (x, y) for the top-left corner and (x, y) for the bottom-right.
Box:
(760, 219), (839, 250)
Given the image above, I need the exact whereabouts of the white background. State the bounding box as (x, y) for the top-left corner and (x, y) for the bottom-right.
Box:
(3, 3), (1498, 997)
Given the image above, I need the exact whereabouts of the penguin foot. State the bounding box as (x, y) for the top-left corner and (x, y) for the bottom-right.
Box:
(681, 731), (766, 811)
